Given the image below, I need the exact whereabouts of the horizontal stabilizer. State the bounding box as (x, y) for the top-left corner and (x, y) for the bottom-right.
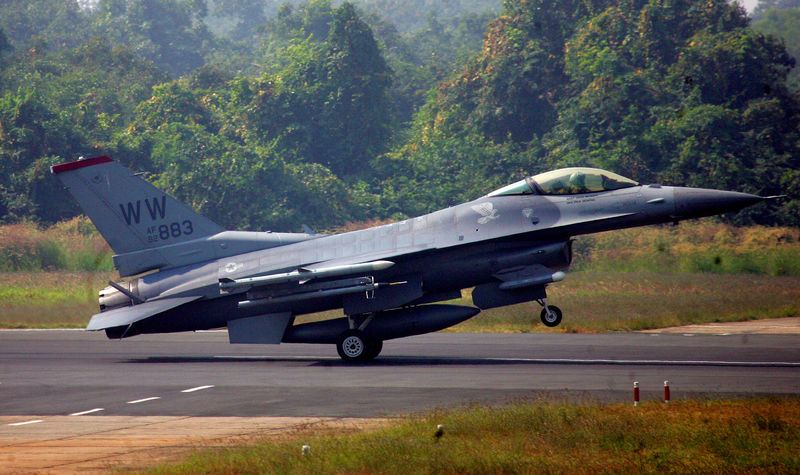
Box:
(86, 296), (202, 331)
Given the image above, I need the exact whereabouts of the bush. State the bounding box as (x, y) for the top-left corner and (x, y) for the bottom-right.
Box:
(0, 218), (111, 271)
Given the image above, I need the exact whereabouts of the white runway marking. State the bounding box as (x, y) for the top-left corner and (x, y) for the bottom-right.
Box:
(69, 408), (104, 416)
(127, 397), (161, 404)
(181, 385), (214, 393)
(9, 419), (43, 426)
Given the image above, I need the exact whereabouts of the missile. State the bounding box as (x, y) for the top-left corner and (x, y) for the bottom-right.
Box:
(220, 260), (395, 290)
(498, 271), (566, 290)
(238, 282), (385, 308)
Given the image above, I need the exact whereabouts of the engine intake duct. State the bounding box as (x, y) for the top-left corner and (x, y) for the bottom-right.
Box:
(283, 304), (480, 344)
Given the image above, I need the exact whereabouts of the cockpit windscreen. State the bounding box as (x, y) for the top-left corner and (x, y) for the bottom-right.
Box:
(487, 168), (639, 197)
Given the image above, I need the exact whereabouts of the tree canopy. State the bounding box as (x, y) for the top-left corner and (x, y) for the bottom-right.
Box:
(0, 0), (797, 230)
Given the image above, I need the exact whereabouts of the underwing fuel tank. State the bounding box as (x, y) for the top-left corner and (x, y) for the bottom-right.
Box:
(283, 304), (480, 344)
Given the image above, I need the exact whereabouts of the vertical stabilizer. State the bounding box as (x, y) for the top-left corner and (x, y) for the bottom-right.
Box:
(51, 156), (224, 255)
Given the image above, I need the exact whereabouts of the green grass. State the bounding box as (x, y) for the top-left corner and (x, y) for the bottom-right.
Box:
(3, 271), (798, 330)
(573, 220), (800, 276)
(139, 398), (800, 474)
(450, 271), (800, 333)
(0, 271), (116, 328)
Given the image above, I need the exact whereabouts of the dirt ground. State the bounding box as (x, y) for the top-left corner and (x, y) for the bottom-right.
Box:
(638, 316), (800, 334)
(0, 416), (389, 474)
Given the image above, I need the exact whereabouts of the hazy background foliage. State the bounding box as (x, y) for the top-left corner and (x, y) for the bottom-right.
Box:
(0, 0), (798, 232)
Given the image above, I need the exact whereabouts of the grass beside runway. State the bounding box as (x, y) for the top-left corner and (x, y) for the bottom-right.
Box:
(0, 271), (115, 328)
(2, 271), (799, 331)
(140, 398), (800, 474)
(452, 272), (800, 333)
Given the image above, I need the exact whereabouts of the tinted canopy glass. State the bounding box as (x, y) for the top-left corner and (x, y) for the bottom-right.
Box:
(485, 178), (535, 197)
(487, 168), (639, 197)
(531, 168), (639, 195)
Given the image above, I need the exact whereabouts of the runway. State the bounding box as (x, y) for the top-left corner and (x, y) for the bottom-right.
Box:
(1, 329), (799, 418)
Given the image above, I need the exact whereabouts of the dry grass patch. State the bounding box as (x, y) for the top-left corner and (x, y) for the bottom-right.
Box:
(141, 398), (800, 474)
(452, 272), (800, 333)
(0, 271), (116, 327)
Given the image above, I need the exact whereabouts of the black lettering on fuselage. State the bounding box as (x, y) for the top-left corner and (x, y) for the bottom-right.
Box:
(119, 196), (167, 225)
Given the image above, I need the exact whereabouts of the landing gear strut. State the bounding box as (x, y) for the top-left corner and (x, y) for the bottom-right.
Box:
(537, 299), (562, 327)
(336, 314), (383, 362)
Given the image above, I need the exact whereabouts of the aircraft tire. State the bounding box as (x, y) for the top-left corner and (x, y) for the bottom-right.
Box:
(540, 305), (563, 327)
(336, 329), (379, 362)
(363, 339), (383, 360)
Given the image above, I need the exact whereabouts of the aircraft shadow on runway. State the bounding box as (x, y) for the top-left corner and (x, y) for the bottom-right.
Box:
(126, 355), (536, 366)
(124, 356), (794, 367)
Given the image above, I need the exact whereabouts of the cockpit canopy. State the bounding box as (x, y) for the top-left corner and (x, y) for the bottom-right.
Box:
(486, 167), (639, 197)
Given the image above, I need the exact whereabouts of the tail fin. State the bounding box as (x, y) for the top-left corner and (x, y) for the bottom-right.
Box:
(52, 155), (224, 256)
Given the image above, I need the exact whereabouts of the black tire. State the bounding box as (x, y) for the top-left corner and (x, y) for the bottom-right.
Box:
(363, 339), (383, 361)
(336, 329), (380, 362)
(540, 305), (563, 327)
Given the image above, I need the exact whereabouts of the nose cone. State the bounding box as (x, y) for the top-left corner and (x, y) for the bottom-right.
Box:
(673, 188), (764, 219)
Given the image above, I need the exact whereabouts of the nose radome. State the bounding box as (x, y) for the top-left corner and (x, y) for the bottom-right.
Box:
(673, 188), (764, 219)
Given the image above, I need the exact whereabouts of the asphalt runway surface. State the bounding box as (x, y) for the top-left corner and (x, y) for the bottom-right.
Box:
(2, 329), (799, 418)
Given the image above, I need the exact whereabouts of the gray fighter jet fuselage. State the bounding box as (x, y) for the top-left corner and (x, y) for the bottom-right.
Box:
(52, 157), (770, 361)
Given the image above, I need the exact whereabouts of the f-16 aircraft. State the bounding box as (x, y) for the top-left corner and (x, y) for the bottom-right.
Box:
(52, 156), (771, 361)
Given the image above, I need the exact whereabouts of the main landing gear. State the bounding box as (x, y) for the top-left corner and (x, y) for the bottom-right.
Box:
(336, 314), (383, 363)
(537, 299), (562, 327)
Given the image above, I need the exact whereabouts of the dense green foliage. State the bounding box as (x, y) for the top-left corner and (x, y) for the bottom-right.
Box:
(0, 0), (797, 232)
(752, 0), (800, 20)
(407, 0), (800, 225)
(753, 6), (800, 89)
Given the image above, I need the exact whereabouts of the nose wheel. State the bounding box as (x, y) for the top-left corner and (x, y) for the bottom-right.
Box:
(537, 299), (562, 327)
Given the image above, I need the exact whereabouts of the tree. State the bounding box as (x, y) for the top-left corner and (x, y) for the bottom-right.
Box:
(92, 0), (214, 76)
(0, 27), (11, 61)
(317, 2), (392, 175)
(392, 0), (800, 225)
(752, 0), (800, 20)
(753, 7), (800, 90)
(0, 0), (92, 51)
(208, 0), (267, 42)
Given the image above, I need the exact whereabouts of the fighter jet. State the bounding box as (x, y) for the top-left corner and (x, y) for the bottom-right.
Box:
(52, 156), (771, 361)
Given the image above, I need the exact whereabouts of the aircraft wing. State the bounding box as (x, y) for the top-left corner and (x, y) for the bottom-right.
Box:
(303, 245), (434, 270)
(86, 296), (202, 331)
(219, 243), (434, 291)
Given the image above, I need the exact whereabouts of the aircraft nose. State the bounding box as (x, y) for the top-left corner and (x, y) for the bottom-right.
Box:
(673, 188), (764, 219)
